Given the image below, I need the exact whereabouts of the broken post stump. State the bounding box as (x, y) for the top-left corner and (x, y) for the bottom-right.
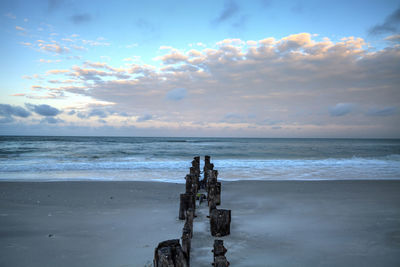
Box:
(213, 256), (230, 267)
(154, 239), (188, 267)
(212, 240), (229, 267)
(179, 193), (195, 220)
(210, 209), (231, 237)
(212, 240), (227, 258)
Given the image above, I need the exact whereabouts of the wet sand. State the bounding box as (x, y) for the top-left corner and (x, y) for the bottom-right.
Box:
(1, 180), (400, 266)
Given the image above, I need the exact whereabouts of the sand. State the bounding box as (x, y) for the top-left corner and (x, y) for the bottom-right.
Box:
(1, 180), (400, 267)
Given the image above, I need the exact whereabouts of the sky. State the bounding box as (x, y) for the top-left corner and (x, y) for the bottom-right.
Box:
(0, 0), (399, 138)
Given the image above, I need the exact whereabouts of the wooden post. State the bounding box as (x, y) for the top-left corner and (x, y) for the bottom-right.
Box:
(213, 256), (230, 267)
(202, 156), (214, 189)
(192, 156), (201, 186)
(154, 239), (188, 267)
(212, 239), (229, 267)
(179, 193), (195, 220)
(189, 167), (200, 192)
(210, 209), (231, 237)
(208, 183), (216, 206)
(209, 198), (217, 215)
(186, 208), (194, 238)
(181, 225), (191, 266)
(216, 182), (221, 206)
(185, 174), (197, 195)
(212, 240), (227, 258)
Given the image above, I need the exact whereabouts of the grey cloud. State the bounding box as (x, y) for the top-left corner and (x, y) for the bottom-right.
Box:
(70, 13), (92, 24)
(48, 0), (65, 12)
(329, 103), (355, 117)
(166, 88), (187, 101)
(0, 104), (31, 118)
(77, 109), (108, 119)
(137, 114), (153, 122)
(76, 108), (129, 119)
(26, 104), (61, 116)
(0, 117), (14, 123)
(68, 110), (76, 115)
(366, 107), (397, 116)
(220, 113), (246, 123)
(213, 0), (239, 24)
(369, 7), (400, 35)
(41, 117), (64, 124)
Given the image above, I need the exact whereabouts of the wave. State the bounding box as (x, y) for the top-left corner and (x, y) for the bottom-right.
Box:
(1, 157), (399, 182)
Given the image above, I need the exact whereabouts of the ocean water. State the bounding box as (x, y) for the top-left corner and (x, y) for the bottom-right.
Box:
(0, 136), (399, 182)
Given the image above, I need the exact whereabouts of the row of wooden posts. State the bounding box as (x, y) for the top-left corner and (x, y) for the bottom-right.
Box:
(154, 156), (231, 267)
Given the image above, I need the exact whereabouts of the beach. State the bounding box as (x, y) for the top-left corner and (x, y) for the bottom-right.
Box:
(1, 180), (400, 267)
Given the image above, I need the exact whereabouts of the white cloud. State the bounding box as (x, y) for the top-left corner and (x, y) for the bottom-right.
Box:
(15, 26), (26, 31)
(5, 13), (16, 19)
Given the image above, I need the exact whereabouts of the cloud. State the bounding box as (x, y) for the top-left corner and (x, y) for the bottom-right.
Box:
(213, 0), (239, 24)
(26, 104), (61, 116)
(158, 50), (188, 65)
(329, 103), (355, 117)
(76, 108), (128, 119)
(27, 33), (400, 137)
(369, 7), (400, 35)
(15, 26), (26, 32)
(48, 0), (65, 12)
(41, 117), (64, 124)
(70, 13), (92, 24)
(166, 88), (187, 101)
(137, 114), (153, 122)
(39, 59), (61, 63)
(385, 34), (400, 43)
(5, 13), (16, 19)
(0, 104), (31, 118)
(366, 107), (397, 116)
(40, 43), (69, 54)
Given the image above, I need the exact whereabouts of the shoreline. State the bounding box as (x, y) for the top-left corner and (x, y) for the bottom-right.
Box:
(2, 177), (400, 182)
(1, 180), (400, 266)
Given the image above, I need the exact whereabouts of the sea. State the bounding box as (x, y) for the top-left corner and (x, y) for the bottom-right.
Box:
(0, 136), (399, 182)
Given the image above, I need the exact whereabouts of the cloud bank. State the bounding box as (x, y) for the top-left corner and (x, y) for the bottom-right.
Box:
(6, 33), (400, 137)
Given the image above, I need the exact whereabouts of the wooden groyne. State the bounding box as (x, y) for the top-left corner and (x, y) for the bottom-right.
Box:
(154, 155), (231, 267)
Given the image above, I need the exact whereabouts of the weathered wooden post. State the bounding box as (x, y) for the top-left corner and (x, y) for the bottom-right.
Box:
(181, 225), (191, 266)
(212, 240), (227, 259)
(185, 174), (197, 195)
(210, 209), (231, 237)
(202, 156), (214, 189)
(154, 239), (188, 267)
(213, 256), (230, 267)
(207, 170), (220, 205)
(212, 240), (229, 266)
(179, 193), (195, 220)
(186, 208), (194, 238)
(192, 156), (201, 189)
(189, 167), (199, 193)
(215, 182), (221, 206)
